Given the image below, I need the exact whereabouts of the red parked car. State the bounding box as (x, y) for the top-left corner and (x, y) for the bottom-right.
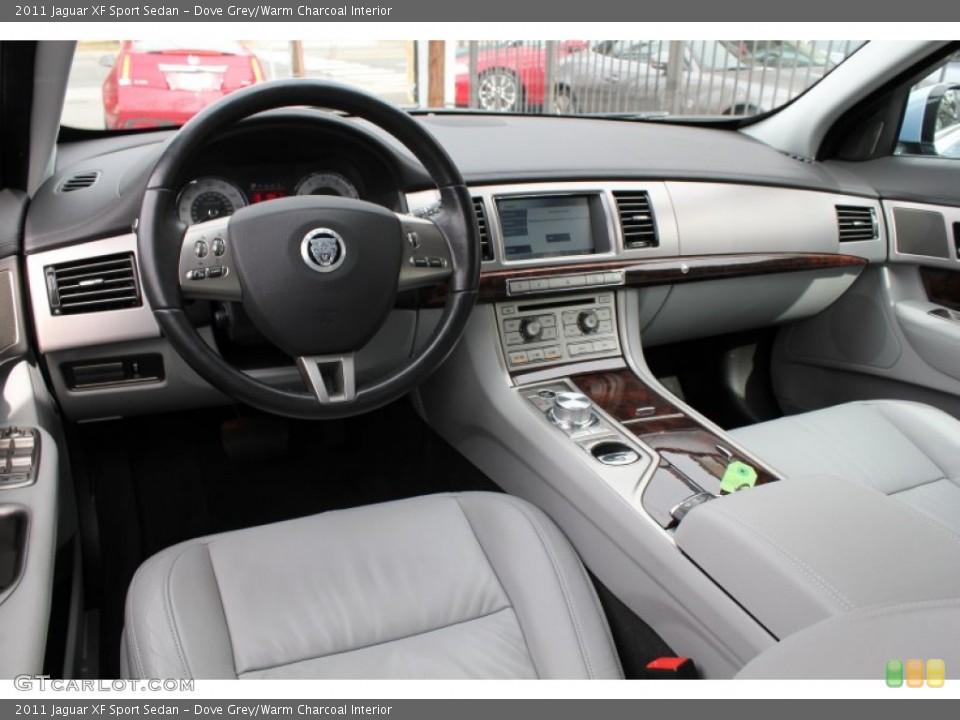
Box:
(455, 41), (587, 112)
(101, 41), (265, 130)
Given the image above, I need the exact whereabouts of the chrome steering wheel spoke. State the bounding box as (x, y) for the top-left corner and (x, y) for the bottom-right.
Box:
(296, 354), (357, 404)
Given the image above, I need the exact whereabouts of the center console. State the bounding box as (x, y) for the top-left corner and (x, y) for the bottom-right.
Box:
(496, 293), (621, 371)
(415, 183), (902, 677)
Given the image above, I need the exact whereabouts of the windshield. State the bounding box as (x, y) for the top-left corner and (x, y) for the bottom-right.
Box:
(62, 38), (865, 131)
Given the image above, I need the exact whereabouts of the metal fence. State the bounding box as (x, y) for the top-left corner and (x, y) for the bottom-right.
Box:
(456, 40), (864, 117)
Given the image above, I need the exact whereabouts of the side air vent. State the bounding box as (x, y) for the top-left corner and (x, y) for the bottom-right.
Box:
(44, 253), (142, 316)
(473, 198), (494, 261)
(613, 191), (658, 248)
(57, 171), (101, 193)
(836, 205), (878, 242)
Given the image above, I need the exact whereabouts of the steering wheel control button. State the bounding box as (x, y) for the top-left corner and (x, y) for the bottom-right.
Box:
(194, 240), (209, 258)
(411, 257), (429, 267)
(301, 228), (347, 273)
(406, 231), (421, 249)
(186, 269), (206, 281)
(211, 238), (226, 256)
(207, 267), (226, 279)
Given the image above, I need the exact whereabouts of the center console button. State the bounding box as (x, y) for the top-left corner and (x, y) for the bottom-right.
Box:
(549, 392), (597, 430)
(520, 318), (542, 341)
(578, 310), (599, 334)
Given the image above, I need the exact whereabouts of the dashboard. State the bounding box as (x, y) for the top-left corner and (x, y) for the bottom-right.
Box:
(19, 110), (890, 419)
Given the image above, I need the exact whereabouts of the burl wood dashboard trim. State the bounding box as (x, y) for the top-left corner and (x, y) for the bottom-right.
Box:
(570, 368), (779, 492)
(920, 266), (960, 312)
(481, 252), (866, 301)
(417, 253), (866, 306)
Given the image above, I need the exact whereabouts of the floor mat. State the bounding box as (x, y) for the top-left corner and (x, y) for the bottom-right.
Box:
(71, 398), (499, 677)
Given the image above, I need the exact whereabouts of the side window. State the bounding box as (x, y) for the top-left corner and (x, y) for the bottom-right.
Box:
(897, 51), (960, 159)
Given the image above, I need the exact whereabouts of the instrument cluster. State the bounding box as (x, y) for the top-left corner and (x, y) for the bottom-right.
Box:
(176, 170), (362, 226)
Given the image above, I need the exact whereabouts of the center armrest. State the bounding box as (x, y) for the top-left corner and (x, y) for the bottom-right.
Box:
(674, 474), (960, 639)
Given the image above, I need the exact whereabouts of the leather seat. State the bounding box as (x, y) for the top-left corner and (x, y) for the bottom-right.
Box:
(121, 492), (623, 679)
(729, 400), (960, 536)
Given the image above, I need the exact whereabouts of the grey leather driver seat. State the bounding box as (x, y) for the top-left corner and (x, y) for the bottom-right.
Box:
(729, 399), (960, 536)
(121, 492), (624, 679)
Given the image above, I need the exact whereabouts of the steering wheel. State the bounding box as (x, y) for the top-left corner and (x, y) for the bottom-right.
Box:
(137, 80), (479, 419)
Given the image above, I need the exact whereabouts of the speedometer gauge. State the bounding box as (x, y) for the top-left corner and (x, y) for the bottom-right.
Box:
(177, 177), (248, 225)
(295, 172), (359, 199)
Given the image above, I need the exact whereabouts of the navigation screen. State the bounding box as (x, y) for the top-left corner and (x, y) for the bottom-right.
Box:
(498, 196), (594, 260)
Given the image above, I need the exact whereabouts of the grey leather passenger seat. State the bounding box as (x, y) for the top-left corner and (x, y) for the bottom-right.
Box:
(729, 400), (960, 536)
(121, 492), (623, 679)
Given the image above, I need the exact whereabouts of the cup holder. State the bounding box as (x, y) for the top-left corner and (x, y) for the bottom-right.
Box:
(590, 441), (641, 466)
(0, 506), (27, 598)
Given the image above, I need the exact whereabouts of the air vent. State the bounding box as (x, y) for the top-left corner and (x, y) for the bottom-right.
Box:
(45, 253), (142, 316)
(613, 191), (658, 248)
(57, 171), (100, 193)
(836, 205), (878, 242)
(473, 198), (494, 261)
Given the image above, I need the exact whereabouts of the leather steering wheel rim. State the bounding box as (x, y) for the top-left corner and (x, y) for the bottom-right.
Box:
(138, 80), (479, 419)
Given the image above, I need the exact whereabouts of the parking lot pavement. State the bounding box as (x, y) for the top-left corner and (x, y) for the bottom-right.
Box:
(63, 41), (414, 130)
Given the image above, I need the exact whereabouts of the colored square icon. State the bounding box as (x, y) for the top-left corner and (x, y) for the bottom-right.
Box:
(886, 660), (904, 688)
(906, 659), (925, 688)
(927, 659), (945, 688)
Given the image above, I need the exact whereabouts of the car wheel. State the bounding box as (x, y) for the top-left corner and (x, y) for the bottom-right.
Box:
(478, 69), (523, 112)
(554, 86), (578, 114)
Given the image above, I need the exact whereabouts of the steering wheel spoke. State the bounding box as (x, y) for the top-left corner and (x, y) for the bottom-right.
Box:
(178, 217), (243, 301)
(296, 354), (356, 404)
(396, 214), (454, 292)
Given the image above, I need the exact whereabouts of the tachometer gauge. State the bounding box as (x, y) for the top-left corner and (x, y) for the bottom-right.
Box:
(295, 172), (359, 199)
(177, 177), (248, 225)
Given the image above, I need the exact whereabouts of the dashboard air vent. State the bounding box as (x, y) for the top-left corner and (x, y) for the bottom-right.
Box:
(44, 252), (142, 316)
(473, 198), (494, 261)
(836, 205), (878, 242)
(613, 191), (658, 248)
(58, 171), (101, 193)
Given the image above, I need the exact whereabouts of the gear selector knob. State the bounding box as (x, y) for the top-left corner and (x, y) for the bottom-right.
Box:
(549, 391), (596, 430)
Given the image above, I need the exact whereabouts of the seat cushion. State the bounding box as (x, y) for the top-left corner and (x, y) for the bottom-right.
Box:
(121, 492), (623, 679)
(729, 400), (960, 536)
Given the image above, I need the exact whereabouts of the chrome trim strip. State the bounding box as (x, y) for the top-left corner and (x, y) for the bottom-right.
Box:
(26, 234), (159, 353)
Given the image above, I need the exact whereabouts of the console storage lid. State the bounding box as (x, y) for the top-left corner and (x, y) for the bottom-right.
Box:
(674, 474), (960, 640)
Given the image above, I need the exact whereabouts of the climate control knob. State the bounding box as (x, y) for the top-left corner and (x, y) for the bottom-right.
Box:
(549, 392), (597, 430)
(577, 310), (599, 334)
(520, 318), (542, 341)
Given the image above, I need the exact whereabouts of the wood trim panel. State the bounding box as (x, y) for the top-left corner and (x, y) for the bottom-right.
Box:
(920, 266), (960, 312)
(419, 252), (866, 307)
(570, 368), (778, 504)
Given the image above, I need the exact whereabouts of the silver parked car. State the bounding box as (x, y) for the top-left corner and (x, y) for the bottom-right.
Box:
(555, 40), (811, 117)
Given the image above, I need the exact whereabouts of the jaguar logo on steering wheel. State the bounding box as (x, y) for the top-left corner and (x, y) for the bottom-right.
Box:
(301, 228), (346, 273)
